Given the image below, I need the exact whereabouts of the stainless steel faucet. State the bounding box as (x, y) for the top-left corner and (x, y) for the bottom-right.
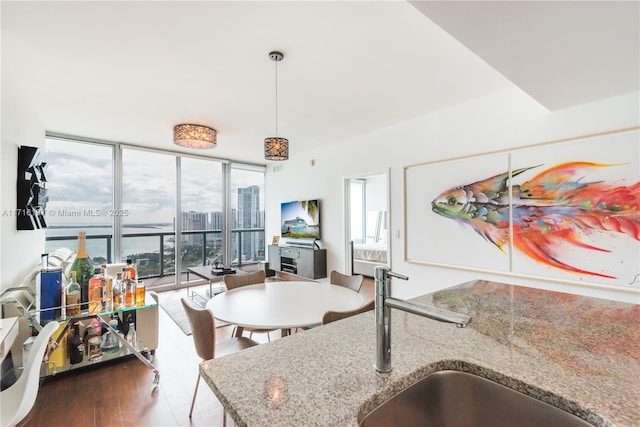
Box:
(374, 266), (471, 373)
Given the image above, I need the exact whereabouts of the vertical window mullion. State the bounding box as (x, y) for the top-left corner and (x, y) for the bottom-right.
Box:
(113, 144), (123, 262)
(175, 156), (182, 285)
(223, 162), (231, 267)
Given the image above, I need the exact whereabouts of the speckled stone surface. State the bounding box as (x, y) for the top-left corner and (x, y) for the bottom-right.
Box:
(200, 280), (640, 426)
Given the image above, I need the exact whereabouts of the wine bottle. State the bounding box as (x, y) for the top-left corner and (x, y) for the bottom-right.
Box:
(70, 231), (94, 312)
(65, 271), (81, 317)
(69, 321), (84, 364)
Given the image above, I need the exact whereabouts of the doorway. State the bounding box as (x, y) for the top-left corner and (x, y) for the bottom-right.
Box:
(344, 170), (391, 277)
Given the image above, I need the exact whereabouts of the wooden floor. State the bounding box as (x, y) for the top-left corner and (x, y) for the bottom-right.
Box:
(18, 277), (374, 427)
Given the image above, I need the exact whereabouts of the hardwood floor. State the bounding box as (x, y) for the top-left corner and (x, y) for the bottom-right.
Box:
(18, 277), (374, 427)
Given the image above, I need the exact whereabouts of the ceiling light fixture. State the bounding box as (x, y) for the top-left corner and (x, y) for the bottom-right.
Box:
(264, 51), (289, 161)
(173, 124), (217, 149)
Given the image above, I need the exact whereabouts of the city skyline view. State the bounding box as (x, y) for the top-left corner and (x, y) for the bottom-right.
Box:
(44, 137), (266, 275)
(44, 138), (264, 228)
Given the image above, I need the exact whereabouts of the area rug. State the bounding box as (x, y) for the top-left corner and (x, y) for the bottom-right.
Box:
(157, 288), (228, 336)
(157, 290), (200, 335)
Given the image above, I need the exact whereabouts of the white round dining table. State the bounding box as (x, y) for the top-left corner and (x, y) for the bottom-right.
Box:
(206, 281), (364, 335)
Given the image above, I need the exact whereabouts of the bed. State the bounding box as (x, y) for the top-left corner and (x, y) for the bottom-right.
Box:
(351, 241), (388, 277)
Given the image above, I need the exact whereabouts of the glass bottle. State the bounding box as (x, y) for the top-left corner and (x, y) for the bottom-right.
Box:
(69, 321), (84, 364)
(125, 259), (137, 281)
(65, 271), (81, 317)
(113, 272), (123, 310)
(136, 281), (145, 307)
(70, 231), (94, 312)
(88, 267), (104, 314)
(126, 322), (138, 351)
(122, 268), (135, 307)
(112, 313), (124, 333)
(102, 264), (113, 312)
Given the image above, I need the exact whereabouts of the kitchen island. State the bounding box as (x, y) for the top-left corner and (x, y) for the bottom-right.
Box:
(200, 280), (640, 426)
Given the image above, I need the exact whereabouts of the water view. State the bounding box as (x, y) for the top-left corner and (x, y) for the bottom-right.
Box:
(45, 224), (262, 279)
(46, 224), (175, 258)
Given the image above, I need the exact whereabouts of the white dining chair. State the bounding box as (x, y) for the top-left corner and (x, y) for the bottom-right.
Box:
(1, 321), (58, 427)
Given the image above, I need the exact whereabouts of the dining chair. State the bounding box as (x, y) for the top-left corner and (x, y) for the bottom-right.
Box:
(222, 270), (266, 290)
(223, 270), (276, 341)
(322, 299), (375, 325)
(1, 321), (59, 427)
(330, 270), (364, 293)
(181, 298), (258, 425)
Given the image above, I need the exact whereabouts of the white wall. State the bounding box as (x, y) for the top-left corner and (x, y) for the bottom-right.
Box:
(1, 82), (46, 291)
(266, 87), (640, 304)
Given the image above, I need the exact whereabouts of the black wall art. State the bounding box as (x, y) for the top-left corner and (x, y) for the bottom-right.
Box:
(17, 145), (48, 230)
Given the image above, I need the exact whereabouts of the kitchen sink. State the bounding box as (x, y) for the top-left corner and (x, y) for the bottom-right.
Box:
(359, 370), (593, 427)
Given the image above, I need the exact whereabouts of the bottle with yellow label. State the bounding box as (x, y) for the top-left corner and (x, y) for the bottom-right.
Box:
(65, 271), (81, 317)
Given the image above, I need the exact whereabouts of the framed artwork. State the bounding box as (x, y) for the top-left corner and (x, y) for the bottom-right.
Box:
(404, 127), (640, 291)
(272, 235), (280, 245)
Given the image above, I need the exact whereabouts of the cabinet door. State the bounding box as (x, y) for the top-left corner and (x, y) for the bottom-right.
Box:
(268, 245), (281, 271)
(297, 249), (314, 279)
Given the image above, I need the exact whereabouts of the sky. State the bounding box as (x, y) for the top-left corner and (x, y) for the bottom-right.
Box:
(44, 138), (263, 227)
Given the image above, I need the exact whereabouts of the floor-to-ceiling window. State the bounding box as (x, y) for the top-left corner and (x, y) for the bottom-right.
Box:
(121, 147), (176, 277)
(180, 156), (224, 270)
(44, 136), (265, 286)
(44, 137), (114, 263)
(230, 165), (266, 266)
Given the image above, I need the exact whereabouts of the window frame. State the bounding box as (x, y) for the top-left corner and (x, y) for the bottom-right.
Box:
(45, 133), (266, 285)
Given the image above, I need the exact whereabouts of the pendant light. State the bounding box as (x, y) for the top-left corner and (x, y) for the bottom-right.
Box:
(264, 51), (289, 161)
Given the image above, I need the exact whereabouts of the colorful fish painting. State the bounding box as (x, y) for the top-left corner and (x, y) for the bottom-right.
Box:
(431, 162), (640, 279)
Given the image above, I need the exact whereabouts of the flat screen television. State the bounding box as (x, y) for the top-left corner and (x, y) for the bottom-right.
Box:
(281, 199), (320, 240)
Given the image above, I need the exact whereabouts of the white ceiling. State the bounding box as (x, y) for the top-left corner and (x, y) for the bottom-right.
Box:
(2, 1), (638, 165)
(410, 1), (640, 111)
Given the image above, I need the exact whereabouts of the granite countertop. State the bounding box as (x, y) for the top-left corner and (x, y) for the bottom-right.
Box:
(200, 280), (640, 426)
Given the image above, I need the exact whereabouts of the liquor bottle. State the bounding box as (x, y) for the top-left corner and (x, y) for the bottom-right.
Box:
(65, 271), (81, 317)
(102, 264), (113, 312)
(125, 259), (137, 281)
(113, 272), (123, 310)
(70, 231), (94, 312)
(69, 321), (84, 364)
(122, 268), (135, 307)
(135, 280), (145, 307)
(113, 313), (124, 333)
(88, 267), (104, 314)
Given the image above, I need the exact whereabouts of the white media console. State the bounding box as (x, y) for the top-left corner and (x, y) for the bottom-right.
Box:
(268, 244), (327, 280)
